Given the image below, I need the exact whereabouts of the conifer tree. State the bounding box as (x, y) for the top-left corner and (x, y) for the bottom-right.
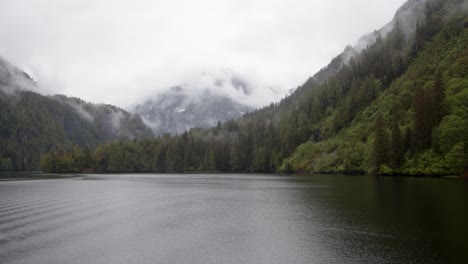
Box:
(166, 141), (182, 172)
(413, 88), (431, 151)
(205, 146), (216, 171)
(372, 113), (389, 173)
(229, 147), (241, 171)
(389, 115), (403, 169)
(403, 127), (412, 154)
(432, 70), (445, 124)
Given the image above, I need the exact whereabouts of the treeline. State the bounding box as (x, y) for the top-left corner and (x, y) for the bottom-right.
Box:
(41, 122), (279, 173)
(42, 0), (467, 176)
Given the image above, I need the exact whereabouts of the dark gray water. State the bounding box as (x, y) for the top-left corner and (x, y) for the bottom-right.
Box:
(0, 173), (467, 264)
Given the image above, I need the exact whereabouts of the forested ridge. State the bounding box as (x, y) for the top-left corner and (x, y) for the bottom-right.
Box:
(0, 89), (153, 170)
(15, 0), (468, 176)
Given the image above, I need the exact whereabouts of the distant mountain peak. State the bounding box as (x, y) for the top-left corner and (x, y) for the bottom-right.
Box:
(133, 71), (254, 135)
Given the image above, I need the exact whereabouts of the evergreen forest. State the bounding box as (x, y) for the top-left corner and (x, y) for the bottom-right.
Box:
(2, 0), (467, 176)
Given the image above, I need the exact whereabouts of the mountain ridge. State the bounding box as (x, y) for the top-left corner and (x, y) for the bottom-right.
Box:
(0, 58), (153, 170)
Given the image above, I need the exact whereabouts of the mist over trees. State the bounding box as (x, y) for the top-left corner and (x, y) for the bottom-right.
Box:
(0, 90), (153, 170)
(39, 0), (468, 176)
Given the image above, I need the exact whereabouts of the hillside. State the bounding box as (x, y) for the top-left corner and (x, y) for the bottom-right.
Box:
(41, 0), (467, 175)
(0, 58), (153, 170)
(285, 11), (468, 175)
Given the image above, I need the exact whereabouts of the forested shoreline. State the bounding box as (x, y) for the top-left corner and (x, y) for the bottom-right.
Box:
(39, 0), (468, 177)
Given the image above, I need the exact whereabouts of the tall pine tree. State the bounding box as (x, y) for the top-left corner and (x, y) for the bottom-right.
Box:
(389, 114), (403, 169)
(372, 113), (389, 173)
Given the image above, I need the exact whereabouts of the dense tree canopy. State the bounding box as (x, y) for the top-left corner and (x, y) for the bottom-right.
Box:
(0, 91), (153, 170)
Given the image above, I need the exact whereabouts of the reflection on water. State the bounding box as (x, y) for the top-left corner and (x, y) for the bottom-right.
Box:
(0, 173), (467, 264)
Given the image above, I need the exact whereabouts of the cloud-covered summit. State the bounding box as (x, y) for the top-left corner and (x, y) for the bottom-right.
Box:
(0, 0), (407, 108)
(132, 69), (257, 135)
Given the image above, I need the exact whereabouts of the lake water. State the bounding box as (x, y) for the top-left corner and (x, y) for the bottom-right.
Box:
(0, 173), (467, 264)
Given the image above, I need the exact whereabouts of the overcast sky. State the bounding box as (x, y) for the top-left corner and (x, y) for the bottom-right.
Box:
(0, 0), (407, 108)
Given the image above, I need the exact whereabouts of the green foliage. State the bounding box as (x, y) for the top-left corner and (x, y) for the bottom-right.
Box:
(379, 164), (395, 175)
(436, 115), (468, 153)
(389, 114), (403, 169)
(277, 6), (468, 176)
(205, 146), (216, 172)
(372, 113), (389, 173)
(229, 147), (241, 171)
(0, 91), (153, 170)
(445, 142), (466, 175)
(0, 157), (13, 171)
(401, 151), (448, 176)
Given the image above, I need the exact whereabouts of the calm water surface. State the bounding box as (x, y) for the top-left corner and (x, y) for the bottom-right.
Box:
(0, 173), (467, 264)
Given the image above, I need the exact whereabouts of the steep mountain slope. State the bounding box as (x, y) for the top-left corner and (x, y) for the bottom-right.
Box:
(273, 0), (468, 175)
(285, 11), (468, 175)
(296, 0), (427, 90)
(0, 57), (153, 170)
(133, 73), (253, 135)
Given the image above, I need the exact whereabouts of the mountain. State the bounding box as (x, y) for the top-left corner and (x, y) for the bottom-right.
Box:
(0, 57), (153, 170)
(0, 56), (36, 92)
(133, 72), (253, 135)
(40, 0), (468, 176)
(302, 0), (429, 88)
(275, 0), (468, 175)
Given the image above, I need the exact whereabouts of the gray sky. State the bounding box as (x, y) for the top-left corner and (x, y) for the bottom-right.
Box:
(0, 0), (407, 108)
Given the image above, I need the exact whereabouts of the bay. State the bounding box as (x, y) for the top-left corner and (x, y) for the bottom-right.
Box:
(0, 173), (467, 264)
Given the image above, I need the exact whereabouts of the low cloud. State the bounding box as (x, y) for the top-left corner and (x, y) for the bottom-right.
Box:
(134, 68), (286, 109)
(0, 0), (407, 108)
